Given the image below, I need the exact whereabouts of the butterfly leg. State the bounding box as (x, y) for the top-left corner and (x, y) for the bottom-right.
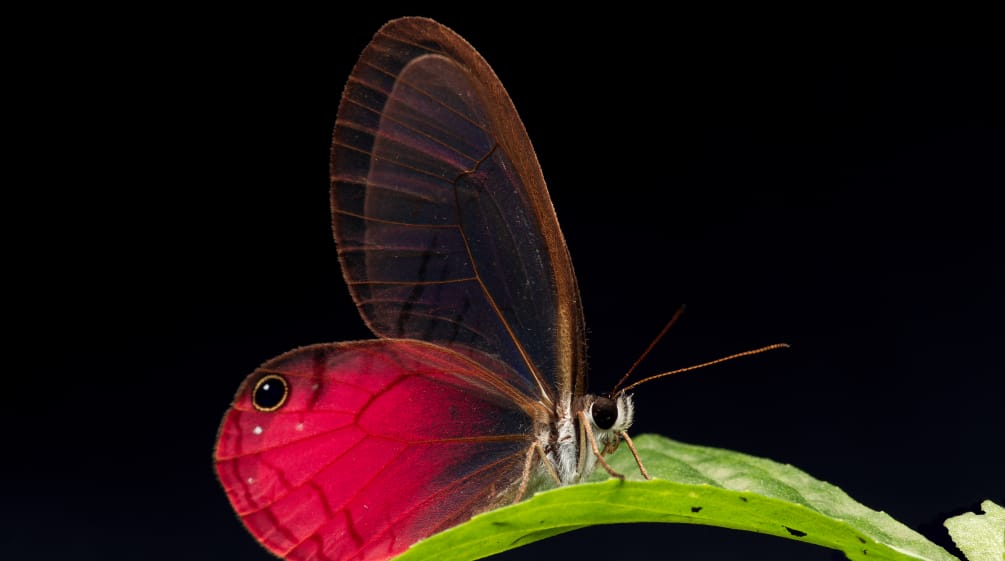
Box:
(535, 441), (562, 486)
(512, 446), (536, 502)
(602, 437), (621, 455)
(617, 431), (652, 480)
(513, 444), (561, 503)
(578, 410), (625, 480)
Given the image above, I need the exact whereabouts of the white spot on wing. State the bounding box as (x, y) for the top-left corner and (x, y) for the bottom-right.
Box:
(296, 422), (304, 432)
(253, 426), (263, 435)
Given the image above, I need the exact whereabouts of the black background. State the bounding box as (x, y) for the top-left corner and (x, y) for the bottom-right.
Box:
(8, 7), (1003, 561)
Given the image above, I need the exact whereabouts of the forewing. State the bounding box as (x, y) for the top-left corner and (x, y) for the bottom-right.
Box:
(215, 340), (536, 561)
(330, 17), (586, 405)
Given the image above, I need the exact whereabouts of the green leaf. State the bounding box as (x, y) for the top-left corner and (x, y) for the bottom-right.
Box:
(395, 434), (959, 561)
(944, 500), (1004, 561)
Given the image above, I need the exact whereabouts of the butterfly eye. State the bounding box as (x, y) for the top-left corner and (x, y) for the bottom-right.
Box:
(590, 396), (619, 430)
(252, 374), (289, 412)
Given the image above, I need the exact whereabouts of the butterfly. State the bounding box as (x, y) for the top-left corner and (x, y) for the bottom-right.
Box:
(215, 16), (653, 561)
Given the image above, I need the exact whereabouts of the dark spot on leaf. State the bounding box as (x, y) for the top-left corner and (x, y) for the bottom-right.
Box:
(690, 506), (702, 513)
(863, 550), (868, 555)
(857, 536), (866, 544)
(784, 526), (807, 537)
(739, 497), (748, 502)
(491, 521), (510, 527)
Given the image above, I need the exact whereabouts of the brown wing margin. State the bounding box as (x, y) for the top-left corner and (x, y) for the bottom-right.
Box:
(330, 17), (587, 403)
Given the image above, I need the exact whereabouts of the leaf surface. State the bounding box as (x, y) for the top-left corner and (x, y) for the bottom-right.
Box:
(396, 434), (959, 561)
(944, 500), (1004, 561)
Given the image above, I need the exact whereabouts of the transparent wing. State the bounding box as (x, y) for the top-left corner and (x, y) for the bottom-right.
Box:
(330, 17), (586, 406)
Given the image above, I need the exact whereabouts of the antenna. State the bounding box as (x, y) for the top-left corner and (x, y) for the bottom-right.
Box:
(611, 305), (686, 393)
(616, 343), (790, 395)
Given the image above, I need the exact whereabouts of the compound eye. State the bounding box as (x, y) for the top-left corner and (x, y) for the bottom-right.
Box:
(591, 396), (619, 430)
(252, 374), (289, 412)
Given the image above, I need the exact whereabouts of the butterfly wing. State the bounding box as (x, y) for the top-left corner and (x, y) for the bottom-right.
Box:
(215, 340), (537, 561)
(331, 17), (586, 405)
(217, 17), (586, 561)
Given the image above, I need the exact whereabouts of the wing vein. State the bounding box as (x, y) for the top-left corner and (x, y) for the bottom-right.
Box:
(331, 140), (458, 182)
(452, 144), (555, 406)
(356, 58), (492, 139)
(348, 277), (477, 287)
(332, 208), (459, 228)
(340, 94), (487, 166)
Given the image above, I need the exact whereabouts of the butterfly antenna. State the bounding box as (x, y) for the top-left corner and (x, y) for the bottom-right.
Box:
(617, 343), (790, 394)
(611, 305), (687, 394)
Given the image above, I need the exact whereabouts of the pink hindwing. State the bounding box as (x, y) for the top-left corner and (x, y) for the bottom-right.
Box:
(216, 340), (539, 560)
